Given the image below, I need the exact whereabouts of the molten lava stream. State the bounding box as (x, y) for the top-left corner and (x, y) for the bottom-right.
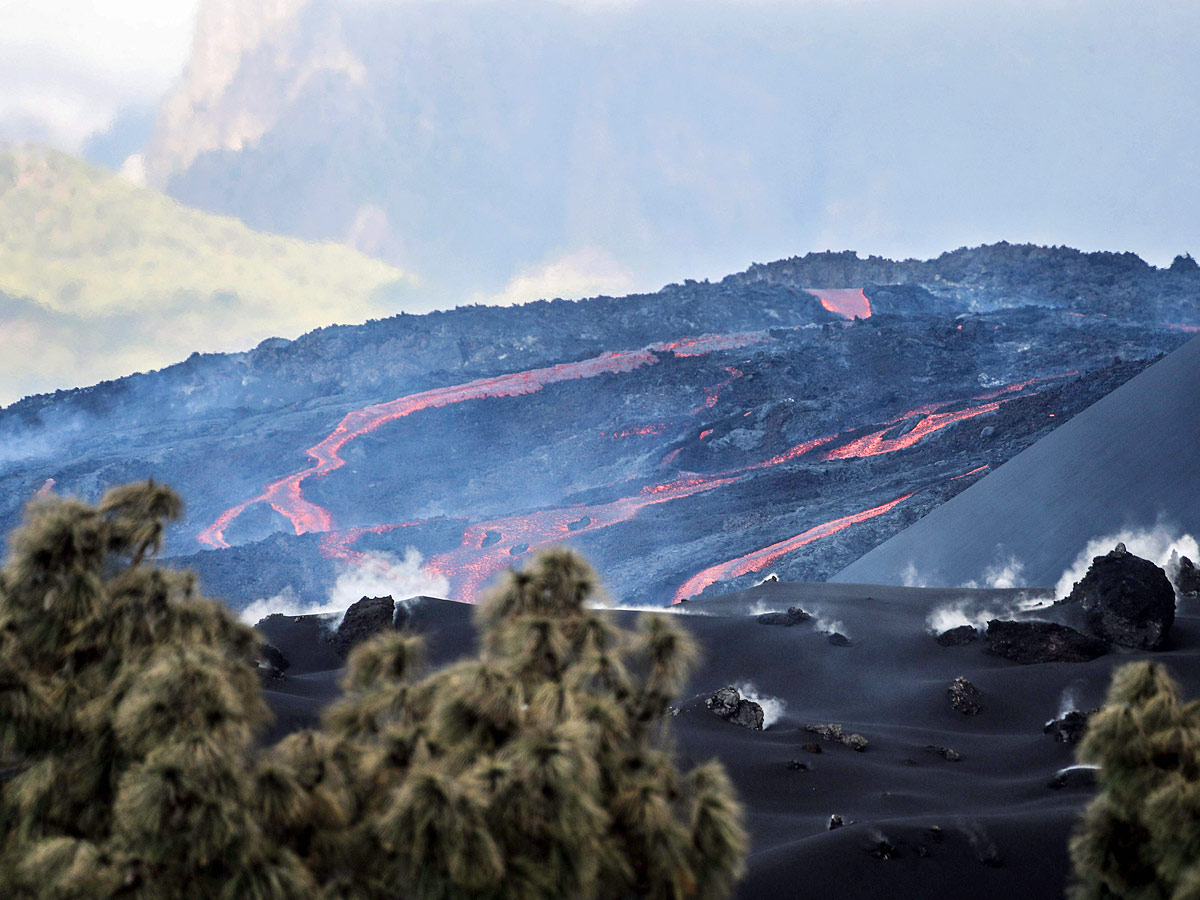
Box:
(324, 372), (1074, 600)
(951, 464), (989, 480)
(198, 329), (771, 548)
(672, 492), (914, 604)
(421, 473), (741, 602)
(807, 288), (872, 320)
(34, 478), (55, 497)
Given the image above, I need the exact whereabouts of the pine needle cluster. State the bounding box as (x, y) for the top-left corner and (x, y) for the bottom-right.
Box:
(1070, 662), (1200, 900)
(0, 486), (747, 899)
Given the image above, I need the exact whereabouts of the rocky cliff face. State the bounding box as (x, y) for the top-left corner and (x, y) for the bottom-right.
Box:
(143, 0), (365, 187)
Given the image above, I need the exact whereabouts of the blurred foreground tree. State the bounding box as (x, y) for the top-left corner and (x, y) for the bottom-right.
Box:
(268, 546), (748, 899)
(1070, 662), (1200, 900)
(0, 481), (312, 898)
(0, 485), (746, 899)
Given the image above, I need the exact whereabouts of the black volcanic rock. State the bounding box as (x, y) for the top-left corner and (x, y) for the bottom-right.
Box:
(948, 677), (982, 716)
(805, 723), (869, 751)
(985, 619), (1108, 664)
(1066, 545), (1175, 649)
(705, 686), (764, 730)
(1173, 555), (1200, 598)
(936, 625), (979, 646)
(1048, 766), (1099, 790)
(827, 631), (852, 647)
(757, 606), (811, 626)
(258, 642), (291, 682)
(329, 595), (396, 658)
(1043, 709), (1097, 744)
(1170, 253), (1200, 274)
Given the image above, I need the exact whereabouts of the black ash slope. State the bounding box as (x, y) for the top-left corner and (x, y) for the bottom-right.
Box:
(260, 582), (1200, 899)
(835, 334), (1200, 589)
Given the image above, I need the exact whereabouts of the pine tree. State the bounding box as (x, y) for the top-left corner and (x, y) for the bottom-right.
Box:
(0, 483), (311, 899)
(269, 547), (749, 899)
(0, 486), (746, 898)
(1070, 662), (1200, 900)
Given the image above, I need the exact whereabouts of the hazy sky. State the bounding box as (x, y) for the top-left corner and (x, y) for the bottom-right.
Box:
(0, 0), (199, 149)
(2, 0), (1200, 405)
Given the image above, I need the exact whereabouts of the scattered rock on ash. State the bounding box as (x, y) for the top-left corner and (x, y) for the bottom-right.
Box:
(802, 741), (823, 754)
(936, 625), (979, 647)
(1043, 709), (1098, 744)
(257, 642), (290, 682)
(948, 677), (982, 716)
(1048, 765), (1099, 790)
(705, 686), (765, 730)
(329, 596), (396, 658)
(805, 723), (869, 751)
(787, 760), (811, 772)
(1171, 554), (1200, 598)
(1065, 544), (1175, 649)
(925, 745), (961, 762)
(869, 837), (899, 860)
(985, 619), (1108, 664)
(756, 606), (811, 626)
(827, 631), (852, 647)
(828, 814), (844, 831)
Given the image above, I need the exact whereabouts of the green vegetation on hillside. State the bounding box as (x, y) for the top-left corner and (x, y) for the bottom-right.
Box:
(0, 483), (746, 899)
(0, 145), (411, 404)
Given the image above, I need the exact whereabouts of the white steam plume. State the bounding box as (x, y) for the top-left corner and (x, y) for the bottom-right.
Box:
(1054, 526), (1199, 600)
(240, 548), (448, 625)
(734, 681), (786, 729)
(925, 592), (1052, 635)
(962, 555), (1027, 590)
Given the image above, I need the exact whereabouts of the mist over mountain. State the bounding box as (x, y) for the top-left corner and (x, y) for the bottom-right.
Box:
(0, 144), (411, 403)
(2, 242), (1195, 612)
(128, 0), (1200, 306)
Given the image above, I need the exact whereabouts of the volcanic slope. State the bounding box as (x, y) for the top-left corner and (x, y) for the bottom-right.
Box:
(835, 334), (1200, 590)
(0, 244), (1194, 610)
(258, 580), (1198, 900)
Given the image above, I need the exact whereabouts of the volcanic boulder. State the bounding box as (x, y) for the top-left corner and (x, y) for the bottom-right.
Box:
(756, 606), (811, 626)
(1172, 555), (1200, 598)
(1044, 709), (1097, 744)
(985, 619), (1108, 664)
(936, 625), (979, 647)
(948, 677), (982, 716)
(1065, 545), (1175, 649)
(705, 686), (765, 730)
(805, 723), (869, 751)
(257, 642), (290, 683)
(329, 595), (397, 658)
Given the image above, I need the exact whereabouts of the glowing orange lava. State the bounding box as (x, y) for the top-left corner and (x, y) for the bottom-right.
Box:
(671, 492), (914, 603)
(607, 424), (671, 439)
(807, 288), (872, 320)
(317, 370), (1073, 602)
(198, 330), (770, 548)
(423, 472), (741, 602)
(950, 464), (989, 480)
(34, 478), (55, 497)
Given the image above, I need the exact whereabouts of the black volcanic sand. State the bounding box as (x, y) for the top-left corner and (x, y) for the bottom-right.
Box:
(255, 581), (1200, 899)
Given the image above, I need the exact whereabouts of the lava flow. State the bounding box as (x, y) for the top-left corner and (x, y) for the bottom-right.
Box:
(318, 371), (1073, 602)
(671, 492), (914, 603)
(198, 329), (769, 548)
(951, 464), (989, 480)
(807, 288), (872, 320)
(34, 478), (55, 497)
(422, 473), (741, 603)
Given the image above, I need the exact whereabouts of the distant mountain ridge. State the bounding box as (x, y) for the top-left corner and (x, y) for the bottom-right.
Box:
(131, 0), (1200, 305)
(0, 144), (411, 403)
